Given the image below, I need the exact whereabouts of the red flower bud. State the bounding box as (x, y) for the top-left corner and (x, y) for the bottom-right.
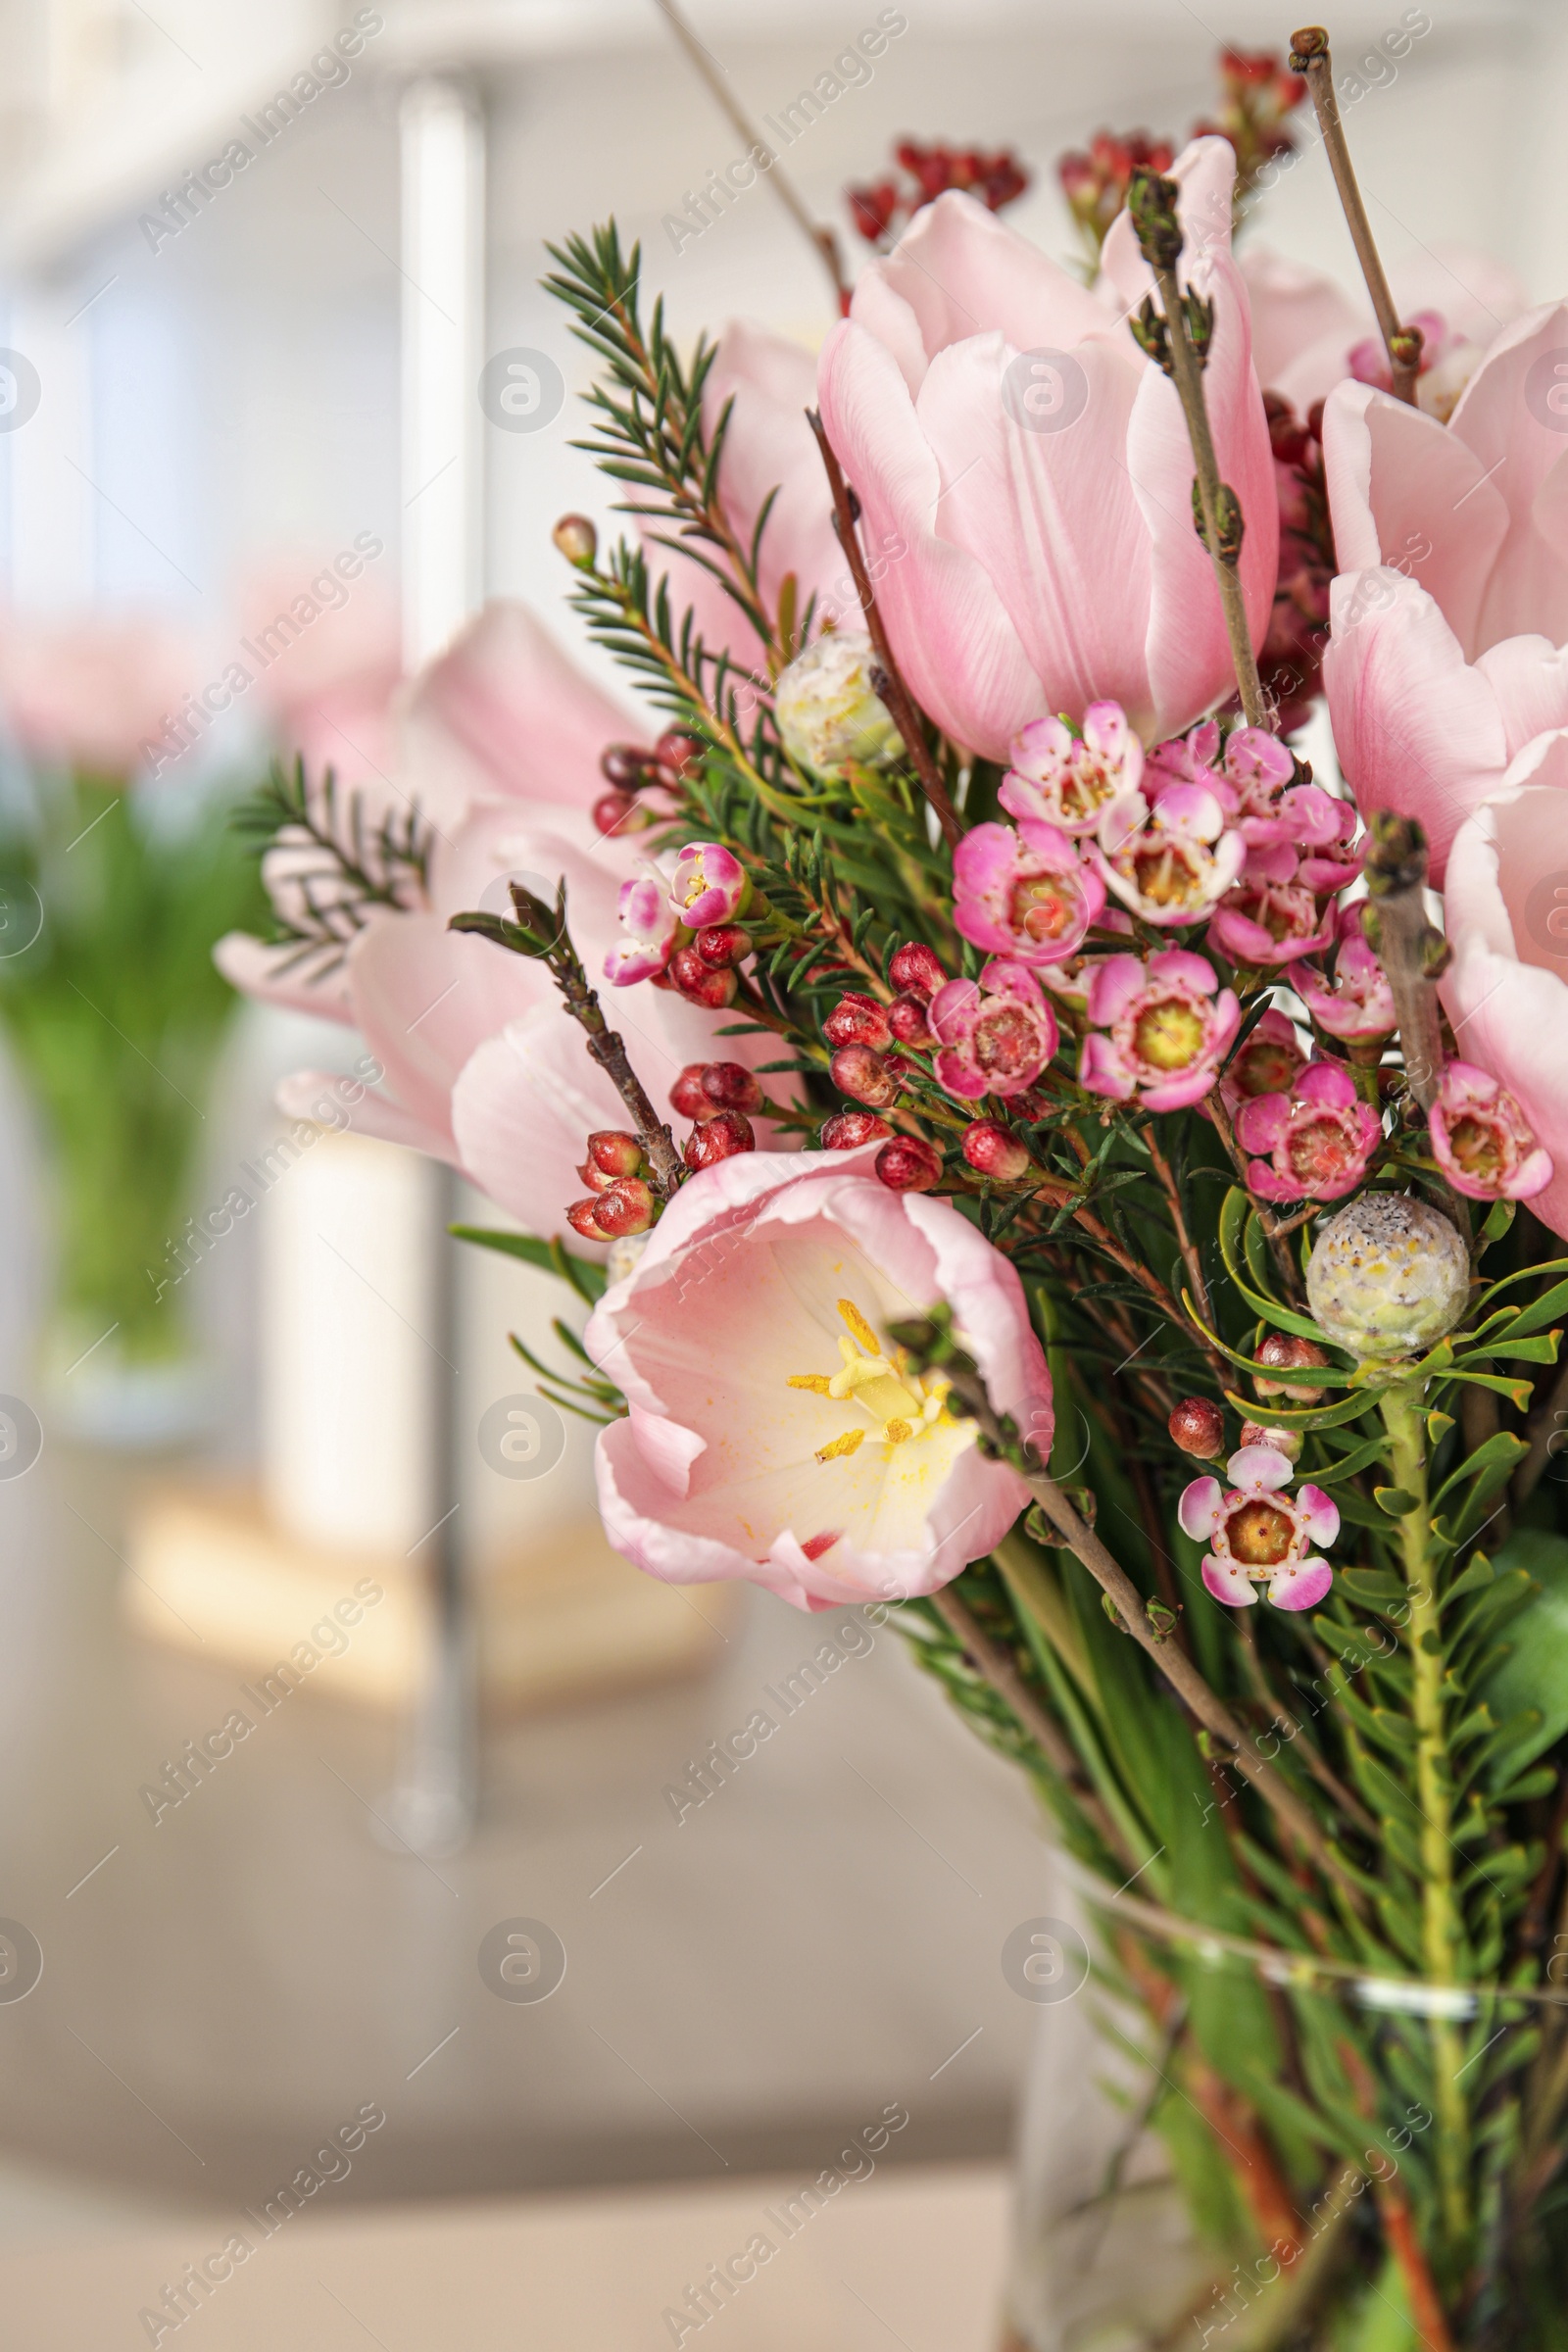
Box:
(587, 1130), (645, 1179)
(700, 1061), (761, 1113)
(656, 729), (706, 780)
(553, 514), (598, 566)
(875, 1136), (942, 1193)
(669, 945), (738, 1008)
(831, 1043), (898, 1108)
(821, 1111), (893, 1149)
(886, 991), (934, 1047)
(576, 1159), (615, 1195)
(696, 923), (751, 967)
(567, 1198), (612, 1242)
(823, 991), (893, 1051)
(889, 942), (946, 1001)
(600, 742), (657, 789)
(1240, 1419), (1302, 1461)
(684, 1109), (756, 1168)
(961, 1119), (1031, 1181)
(591, 1177), (658, 1237)
(1168, 1397), (1225, 1458)
(1253, 1332), (1329, 1400)
(593, 791), (638, 837)
(669, 1063), (718, 1120)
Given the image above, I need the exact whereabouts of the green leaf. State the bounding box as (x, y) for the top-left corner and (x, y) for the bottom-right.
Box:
(450, 1224), (608, 1305)
(1477, 1532), (1568, 1780)
(1431, 1428), (1529, 1512)
(1374, 1488), (1419, 1516)
(1216, 1188), (1337, 1344)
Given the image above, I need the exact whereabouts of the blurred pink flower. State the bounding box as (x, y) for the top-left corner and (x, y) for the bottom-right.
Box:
(1322, 302), (1568, 879)
(585, 1148), (1053, 1611)
(239, 555), (402, 790)
(1080, 949), (1240, 1110)
(1240, 242), (1529, 417)
(0, 611), (199, 774)
(1179, 1442), (1338, 1611)
(815, 139), (1277, 759)
(1439, 734), (1568, 1241)
(1235, 1057), (1381, 1201)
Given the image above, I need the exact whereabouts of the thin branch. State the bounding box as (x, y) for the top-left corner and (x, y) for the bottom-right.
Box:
(1289, 29), (1422, 405)
(806, 410), (964, 850)
(650, 0), (850, 312)
(1363, 812), (1445, 1114)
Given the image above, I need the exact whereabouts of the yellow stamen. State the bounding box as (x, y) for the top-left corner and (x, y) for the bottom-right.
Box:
(815, 1428), (865, 1463)
(884, 1418), (912, 1446)
(837, 1298), (881, 1354)
(787, 1374), (835, 1394)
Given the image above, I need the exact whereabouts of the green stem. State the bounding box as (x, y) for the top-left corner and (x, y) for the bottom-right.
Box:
(1380, 1378), (1470, 2246)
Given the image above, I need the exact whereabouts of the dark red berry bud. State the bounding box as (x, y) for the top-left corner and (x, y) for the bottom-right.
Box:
(684, 1109), (756, 1168)
(886, 992), (934, 1047)
(670, 1063), (718, 1120)
(961, 1119), (1030, 1180)
(889, 942), (946, 1000)
(821, 1111), (893, 1149)
(656, 729), (706, 779)
(601, 742), (655, 789)
(823, 991), (893, 1051)
(567, 1198), (611, 1242)
(593, 791), (637, 836)
(591, 1177), (657, 1237)
(696, 924), (750, 968)
(1169, 1397), (1225, 1458)
(831, 1043), (897, 1108)
(576, 1159), (616, 1195)
(587, 1130), (645, 1178)
(875, 1136), (942, 1193)
(700, 1062), (761, 1113)
(669, 945), (738, 1008)
(1253, 1333), (1329, 1400)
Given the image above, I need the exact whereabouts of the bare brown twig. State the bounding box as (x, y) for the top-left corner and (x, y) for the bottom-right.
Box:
(1289, 28), (1423, 405)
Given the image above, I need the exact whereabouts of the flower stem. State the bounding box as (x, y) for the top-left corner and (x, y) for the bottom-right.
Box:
(1363, 812), (1445, 1115)
(1289, 29), (1423, 406)
(1379, 1377), (1470, 2252)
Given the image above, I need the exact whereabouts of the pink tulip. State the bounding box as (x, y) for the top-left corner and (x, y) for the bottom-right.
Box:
(648, 321), (842, 673)
(0, 612), (200, 775)
(1439, 734), (1568, 1240)
(1179, 1443), (1338, 1612)
(1080, 949), (1240, 1111)
(953, 819), (1104, 964)
(1234, 1057), (1382, 1202)
(1322, 302), (1568, 879)
(929, 961), (1059, 1101)
(585, 1148), (1053, 1611)
(1240, 242), (1528, 417)
(815, 139), (1277, 760)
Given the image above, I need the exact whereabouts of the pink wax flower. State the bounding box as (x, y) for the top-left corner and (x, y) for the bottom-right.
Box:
(953, 820), (1105, 964)
(1001, 703), (1144, 837)
(1295, 797), (1366, 897)
(929, 961), (1060, 1101)
(1080, 950), (1241, 1111)
(1321, 302), (1568, 880)
(607, 859), (682, 985)
(1429, 1060), (1552, 1202)
(1179, 1443), (1339, 1612)
(586, 1149), (1054, 1612)
(669, 842), (749, 930)
(1096, 780), (1245, 927)
(1439, 740), (1568, 1240)
(1288, 903), (1396, 1043)
(1235, 1058), (1383, 1201)
(1146, 715), (1222, 793)
(1217, 1006), (1306, 1120)
(1207, 843), (1337, 965)
(814, 138), (1277, 760)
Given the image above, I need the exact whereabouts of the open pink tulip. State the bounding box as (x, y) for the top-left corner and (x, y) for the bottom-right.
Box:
(1439, 735), (1568, 1239)
(929, 961), (1059, 1101)
(1179, 1443), (1338, 1611)
(1080, 949), (1240, 1110)
(585, 1149), (1053, 1611)
(953, 819), (1104, 964)
(1322, 302), (1568, 879)
(815, 139), (1277, 760)
(1235, 1057), (1382, 1201)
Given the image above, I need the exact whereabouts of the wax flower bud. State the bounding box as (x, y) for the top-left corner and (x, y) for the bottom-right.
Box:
(875, 1136), (942, 1192)
(1168, 1397), (1225, 1458)
(592, 1177), (658, 1237)
(699, 1062), (762, 1113)
(670, 842), (751, 929)
(668, 945), (738, 1008)
(774, 632), (904, 775)
(552, 513), (598, 566)
(567, 1198), (611, 1242)
(820, 1110), (893, 1149)
(684, 1109), (756, 1168)
(962, 1120), (1031, 1181)
(824, 992), (894, 1052)
(586, 1130), (646, 1180)
(1305, 1193), (1470, 1360)
(656, 729), (706, 780)
(594, 792), (649, 837)
(696, 924), (751, 968)
(1253, 1333), (1329, 1400)
(831, 1043), (898, 1108)
(887, 992), (935, 1047)
(1239, 1420), (1302, 1462)
(601, 743), (660, 789)
(889, 942), (946, 1000)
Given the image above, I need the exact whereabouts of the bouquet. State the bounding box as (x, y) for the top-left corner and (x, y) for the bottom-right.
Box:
(228, 24), (1568, 2345)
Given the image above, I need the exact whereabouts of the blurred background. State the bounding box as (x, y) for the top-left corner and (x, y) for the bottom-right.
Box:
(0, 1), (1562, 2343)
